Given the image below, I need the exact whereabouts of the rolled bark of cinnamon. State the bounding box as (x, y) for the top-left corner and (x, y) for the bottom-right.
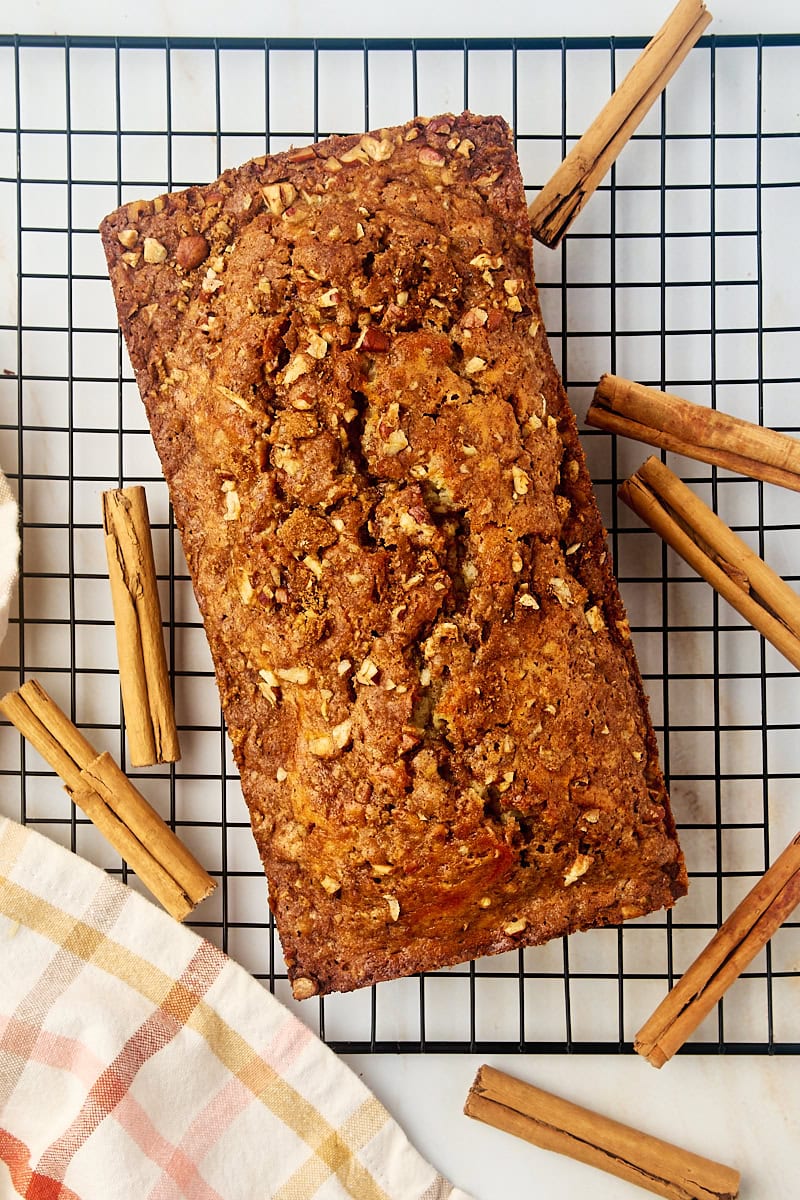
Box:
(587, 374), (800, 492)
(529, 0), (712, 247)
(0, 680), (213, 921)
(636, 832), (800, 1067)
(102, 485), (180, 767)
(465, 1065), (740, 1199)
(619, 456), (800, 672)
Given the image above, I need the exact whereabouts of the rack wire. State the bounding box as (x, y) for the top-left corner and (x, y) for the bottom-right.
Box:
(1, 33), (798, 1055)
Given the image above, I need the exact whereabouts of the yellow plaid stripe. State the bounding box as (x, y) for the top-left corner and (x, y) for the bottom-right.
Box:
(273, 1098), (387, 1200)
(0, 874), (390, 1200)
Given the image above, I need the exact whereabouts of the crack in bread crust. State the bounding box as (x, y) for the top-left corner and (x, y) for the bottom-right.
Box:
(100, 112), (687, 997)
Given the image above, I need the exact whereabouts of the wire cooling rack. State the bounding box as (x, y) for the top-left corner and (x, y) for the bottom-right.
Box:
(0, 33), (799, 1055)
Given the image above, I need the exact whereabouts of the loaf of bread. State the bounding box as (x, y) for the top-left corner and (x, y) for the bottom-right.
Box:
(100, 112), (687, 998)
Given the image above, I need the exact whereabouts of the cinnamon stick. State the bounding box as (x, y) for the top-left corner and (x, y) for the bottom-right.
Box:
(464, 1065), (740, 1200)
(636, 832), (800, 1066)
(102, 486), (180, 767)
(619, 456), (800, 672)
(0, 680), (214, 920)
(71, 778), (197, 921)
(588, 374), (800, 492)
(528, 0), (712, 248)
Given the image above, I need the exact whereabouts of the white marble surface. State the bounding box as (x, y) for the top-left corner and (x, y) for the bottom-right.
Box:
(3, 2), (800, 1197)
(343, 1054), (800, 1199)
(12, 0), (800, 38)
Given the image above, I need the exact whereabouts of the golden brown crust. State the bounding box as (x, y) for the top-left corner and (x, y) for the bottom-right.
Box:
(100, 112), (687, 997)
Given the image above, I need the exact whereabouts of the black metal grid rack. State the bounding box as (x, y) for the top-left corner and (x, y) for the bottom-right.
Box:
(0, 33), (798, 1055)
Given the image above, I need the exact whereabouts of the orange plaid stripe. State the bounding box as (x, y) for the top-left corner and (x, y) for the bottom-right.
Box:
(34, 942), (224, 1186)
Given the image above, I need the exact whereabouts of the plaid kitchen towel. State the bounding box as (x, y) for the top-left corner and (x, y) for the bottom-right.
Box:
(0, 816), (472, 1200)
(0, 469), (19, 647)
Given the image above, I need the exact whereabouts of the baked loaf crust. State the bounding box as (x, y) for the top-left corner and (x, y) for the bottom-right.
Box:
(100, 113), (687, 998)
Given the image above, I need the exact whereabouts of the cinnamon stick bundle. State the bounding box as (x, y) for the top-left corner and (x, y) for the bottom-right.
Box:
(588, 374), (800, 492)
(529, 0), (712, 248)
(636, 832), (800, 1068)
(0, 680), (214, 920)
(102, 486), (180, 767)
(465, 1065), (740, 1200)
(619, 456), (800, 672)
